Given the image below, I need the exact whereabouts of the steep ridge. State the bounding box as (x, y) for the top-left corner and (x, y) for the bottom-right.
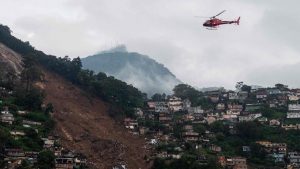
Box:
(39, 68), (151, 169)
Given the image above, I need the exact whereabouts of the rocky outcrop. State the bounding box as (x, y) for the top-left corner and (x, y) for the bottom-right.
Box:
(0, 43), (23, 78)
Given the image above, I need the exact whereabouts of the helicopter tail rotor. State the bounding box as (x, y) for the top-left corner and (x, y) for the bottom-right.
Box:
(236, 17), (240, 25)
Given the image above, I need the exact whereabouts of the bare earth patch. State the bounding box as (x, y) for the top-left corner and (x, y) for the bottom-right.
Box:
(41, 68), (151, 169)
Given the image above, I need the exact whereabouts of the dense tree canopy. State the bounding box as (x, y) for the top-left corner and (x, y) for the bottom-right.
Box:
(151, 93), (166, 101)
(241, 85), (251, 93)
(236, 121), (262, 140)
(173, 84), (214, 109)
(173, 84), (202, 106)
(37, 151), (55, 169)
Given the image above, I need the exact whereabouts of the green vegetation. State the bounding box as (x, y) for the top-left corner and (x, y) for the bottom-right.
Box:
(173, 84), (213, 109)
(16, 160), (31, 169)
(152, 108), (300, 168)
(151, 93), (167, 101)
(259, 106), (287, 119)
(173, 84), (202, 106)
(0, 24), (145, 117)
(36, 150), (55, 169)
(206, 121), (300, 166)
(152, 155), (221, 169)
(0, 45), (55, 168)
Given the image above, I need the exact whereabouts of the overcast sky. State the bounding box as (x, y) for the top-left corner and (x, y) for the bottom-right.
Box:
(1, 0), (300, 89)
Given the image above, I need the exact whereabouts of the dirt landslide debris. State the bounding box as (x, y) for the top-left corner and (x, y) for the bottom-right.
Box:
(41, 68), (151, 169)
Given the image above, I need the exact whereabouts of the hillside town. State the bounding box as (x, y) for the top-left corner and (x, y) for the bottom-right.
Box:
(123, 83), (300, 169)
(2, 77), (300, 169)
(0, 86), (88, 169)
(2, 75), (300, 169)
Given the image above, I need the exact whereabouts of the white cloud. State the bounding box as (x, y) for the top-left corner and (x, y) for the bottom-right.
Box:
(0, 0), (299, 89)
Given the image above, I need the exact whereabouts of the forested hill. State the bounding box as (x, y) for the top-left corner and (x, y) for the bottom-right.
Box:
(82, 46), (182, 96)
(0, 24), (150, 168)
(0, 24), (144, 117)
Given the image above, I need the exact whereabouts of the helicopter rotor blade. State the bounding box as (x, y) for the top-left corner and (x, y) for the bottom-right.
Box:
(212, 10), (226, 18)
(194, 16), (210, 18)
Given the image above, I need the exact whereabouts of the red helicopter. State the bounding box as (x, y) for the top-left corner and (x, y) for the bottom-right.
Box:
(198, 10), (240, 29)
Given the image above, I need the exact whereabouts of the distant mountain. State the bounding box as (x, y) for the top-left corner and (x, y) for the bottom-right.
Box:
(82, 45), (182, 96)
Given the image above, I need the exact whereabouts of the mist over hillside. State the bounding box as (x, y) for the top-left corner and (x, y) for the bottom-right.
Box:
(82, 46), (182, 96)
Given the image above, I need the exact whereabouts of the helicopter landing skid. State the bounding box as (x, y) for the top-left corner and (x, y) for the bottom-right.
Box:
(206, 27), (218, 30)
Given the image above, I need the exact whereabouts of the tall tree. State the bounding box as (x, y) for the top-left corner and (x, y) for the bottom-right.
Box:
(36, 151), (55, 169)
(173, 84), (202, 106)
(151, 93), (164, 101)
(21, 54), (42, 91)
(241, 85), (251, 93)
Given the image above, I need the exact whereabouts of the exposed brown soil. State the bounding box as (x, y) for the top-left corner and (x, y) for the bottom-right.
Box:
(40, 68), (151, 169)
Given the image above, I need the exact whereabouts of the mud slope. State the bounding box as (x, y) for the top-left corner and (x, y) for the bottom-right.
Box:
(41, 68), (150, 169)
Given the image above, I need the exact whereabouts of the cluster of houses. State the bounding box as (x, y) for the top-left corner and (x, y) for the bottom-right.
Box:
(0, 86), (88, 169)
(4, 136), (87, 169)
(218, 156), (248, 169)
(287, 104), (300, 119)
(122, 84), (300, 168)
(144, 90), (300, 129)
(1, 108), (43, 127)
(1, 110), (88, 169)
(1, 109), (14, 124)
(255, 141), (300, 167)
(256, 141), (288, 163)
(3, 82), (300, 168)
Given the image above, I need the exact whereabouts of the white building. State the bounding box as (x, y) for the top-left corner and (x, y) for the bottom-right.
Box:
(287, 112), (300, 119)
(154, 102), (168, 113)
(239, 113), (262, 122)
(226, 110), (241, 116)
(168, 96), (183, 112)
(256, 91), (268, 99)
(1, 111), (14, 124)
(228, 104), (243, 112)
(267, 88), (282, 95)
(17, 110), (28, 115)
(188, 106), (204, 114)
(216, 103), (226, 110)
(289, 95), (299, 101)
(288, 152), (300, 165)
(222, 114), (238, 121)
(269, 119), (281, 126)
(288, 104), (300, 111)
(10, 131), (25, 136)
